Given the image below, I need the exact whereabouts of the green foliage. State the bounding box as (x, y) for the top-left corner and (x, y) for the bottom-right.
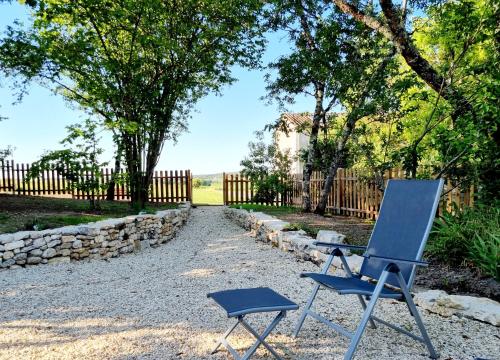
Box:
(428, 203), (500, 279)
(27, 119), (108, 209)
(192, 178), (203, 188)
(23, 215), (109, 231)
(0, 145), (14, 162)
(470, 232), (499, 280)
(282, 222), (318, 237)
(0, 0), (266, 207)
(240, 131), (292, 204)
(229, 203), (299, 216)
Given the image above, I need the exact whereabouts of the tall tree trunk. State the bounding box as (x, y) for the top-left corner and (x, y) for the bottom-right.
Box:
(314, 49), (395, 215)
(302, 87), (324, 212)
(314, 114), (355, 215)
(106, 156), (121, 201)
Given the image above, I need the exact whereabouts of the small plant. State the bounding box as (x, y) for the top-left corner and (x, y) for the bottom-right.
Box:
(470, 232), (499, 280)
(283, 222), (319, 237)
(428, 202), (500, 280)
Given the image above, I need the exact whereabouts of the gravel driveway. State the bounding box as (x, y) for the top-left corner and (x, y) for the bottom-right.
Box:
(0, 207), (498, 359)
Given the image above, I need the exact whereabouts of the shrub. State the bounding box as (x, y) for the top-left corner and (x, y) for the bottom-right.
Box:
(428, 203), (499, 280)
(283, 222), (319, 237)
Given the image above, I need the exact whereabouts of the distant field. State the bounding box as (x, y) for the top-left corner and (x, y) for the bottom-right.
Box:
(192, 180), (223, 205)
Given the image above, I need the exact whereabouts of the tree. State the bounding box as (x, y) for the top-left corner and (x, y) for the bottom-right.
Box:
(0, 0), (265, 208)
(240, 131), (292, 204)
(28, 119), (108, 210)
(265, 1), (351, 212)
(343, 0), (499, 201)
(265, 0), (403, 214)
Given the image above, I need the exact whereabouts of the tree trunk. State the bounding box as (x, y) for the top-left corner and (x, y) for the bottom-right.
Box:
(302, 87), (324, 212)
(332, 0), (473, 120)
(106, 156), (121, 201)
(314, 117), (354, 215)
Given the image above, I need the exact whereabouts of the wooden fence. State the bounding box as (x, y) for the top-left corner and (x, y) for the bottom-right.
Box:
(222, 173), (289, 206)
(0, 160), (192, 203)
(224, 168), (474, 219)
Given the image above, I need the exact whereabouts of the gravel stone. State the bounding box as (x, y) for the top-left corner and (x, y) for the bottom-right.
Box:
(0, 207), (498, 360)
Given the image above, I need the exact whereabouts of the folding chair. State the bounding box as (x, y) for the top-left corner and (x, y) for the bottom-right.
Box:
(208, 287), (298, 360)
(294, 179), (443, 360)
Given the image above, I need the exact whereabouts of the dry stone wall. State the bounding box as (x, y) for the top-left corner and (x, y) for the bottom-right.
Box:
(223, 206), (364, 272)
(0, 202), (191, 270)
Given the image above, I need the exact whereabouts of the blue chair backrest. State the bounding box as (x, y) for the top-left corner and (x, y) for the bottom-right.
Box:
(360, 179), (444, 289)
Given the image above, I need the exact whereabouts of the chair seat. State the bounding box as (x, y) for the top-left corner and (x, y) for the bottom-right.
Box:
(208, 287), (299, 317)
(302, 273), (403, 299)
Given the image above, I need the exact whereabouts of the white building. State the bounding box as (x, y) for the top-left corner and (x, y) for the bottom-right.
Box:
(275, 113), (312, 175)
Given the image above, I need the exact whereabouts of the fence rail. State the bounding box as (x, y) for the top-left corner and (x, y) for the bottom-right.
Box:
(224, 168), (474, 219)
(222, 173), (289, 206)
(0, 160), (192, 203)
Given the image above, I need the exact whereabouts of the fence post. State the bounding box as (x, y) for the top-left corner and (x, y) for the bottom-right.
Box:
(222, 172), (226, 205)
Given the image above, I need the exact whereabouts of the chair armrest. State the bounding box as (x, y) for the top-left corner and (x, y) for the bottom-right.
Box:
(364, 254), (429, 267)
(313, 242), (367, 251)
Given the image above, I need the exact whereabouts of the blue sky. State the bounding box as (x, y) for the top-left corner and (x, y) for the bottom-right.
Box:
(0, 2), (311, 175)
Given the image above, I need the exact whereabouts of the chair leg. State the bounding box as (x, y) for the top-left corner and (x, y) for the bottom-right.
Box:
(396, 272), (439, 359)
(356, 295), (377, 329)
(344, 270), (390, 360)
(338, 253), (377, 329)
(293, 283), (320, 337)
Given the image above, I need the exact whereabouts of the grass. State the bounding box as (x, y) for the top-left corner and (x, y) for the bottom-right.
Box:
(0, 194), (178, 234)
(229, 203), (301, 216)
(282, 222), (319, 237)
(192, 184), (223, 204)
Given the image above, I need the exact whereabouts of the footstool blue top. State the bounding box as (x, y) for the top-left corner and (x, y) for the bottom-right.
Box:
(207, 287), (299, 318)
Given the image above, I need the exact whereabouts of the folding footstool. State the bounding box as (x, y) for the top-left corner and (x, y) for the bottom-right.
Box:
(207, 287), (298, 360)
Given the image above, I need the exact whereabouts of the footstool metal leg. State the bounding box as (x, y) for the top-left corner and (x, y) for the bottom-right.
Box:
(240, 311), (286, 360)
(212, 319), (240, 354)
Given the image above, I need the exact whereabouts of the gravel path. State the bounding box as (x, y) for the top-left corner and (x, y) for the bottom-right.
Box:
(1, 207), (498, 360)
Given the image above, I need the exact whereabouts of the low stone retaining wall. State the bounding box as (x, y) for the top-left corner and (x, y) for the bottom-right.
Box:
(223, 206), (364, 272)
(223, 206), (500, 326)
(0, 202), (191, 270)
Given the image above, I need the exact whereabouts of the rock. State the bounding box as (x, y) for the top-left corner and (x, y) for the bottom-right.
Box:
(0, 244), (4, 252)
(62, 235), (75, 243)
(59, 249), (71, 257)
(42, 248), (57, 259)
(414, 290), (500, 326)
(29, 249), (43, 257)
(344, 254), (364, 273)
(2, 251), (15, 260)
(47, 239), (61, 248)
(1, 258), (15, 268)
(48, 256), (71, 265)
(27, 256), (42, 265)
(140, 240), (150, 249)
(72, 239), (82, 249)
(316, 230), (346, 244)
(0, 234), (14, 245)
(13, 232), (30, 242)
(32, 238), (46, 248)
(4, 240), (25, 251)
(14, 253), (27, 261)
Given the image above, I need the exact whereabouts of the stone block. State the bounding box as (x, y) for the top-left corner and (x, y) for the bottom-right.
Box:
(3, 251), (14, 260)
(42, 248), (57, 258)
(27, 256), (42, 265)
(48, 256), (71, 265)
(4, 240), (25, 251)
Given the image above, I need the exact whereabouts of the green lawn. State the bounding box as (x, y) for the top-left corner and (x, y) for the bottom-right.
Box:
(0, 195), (177, 234)
(192, 184), (223, 204)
